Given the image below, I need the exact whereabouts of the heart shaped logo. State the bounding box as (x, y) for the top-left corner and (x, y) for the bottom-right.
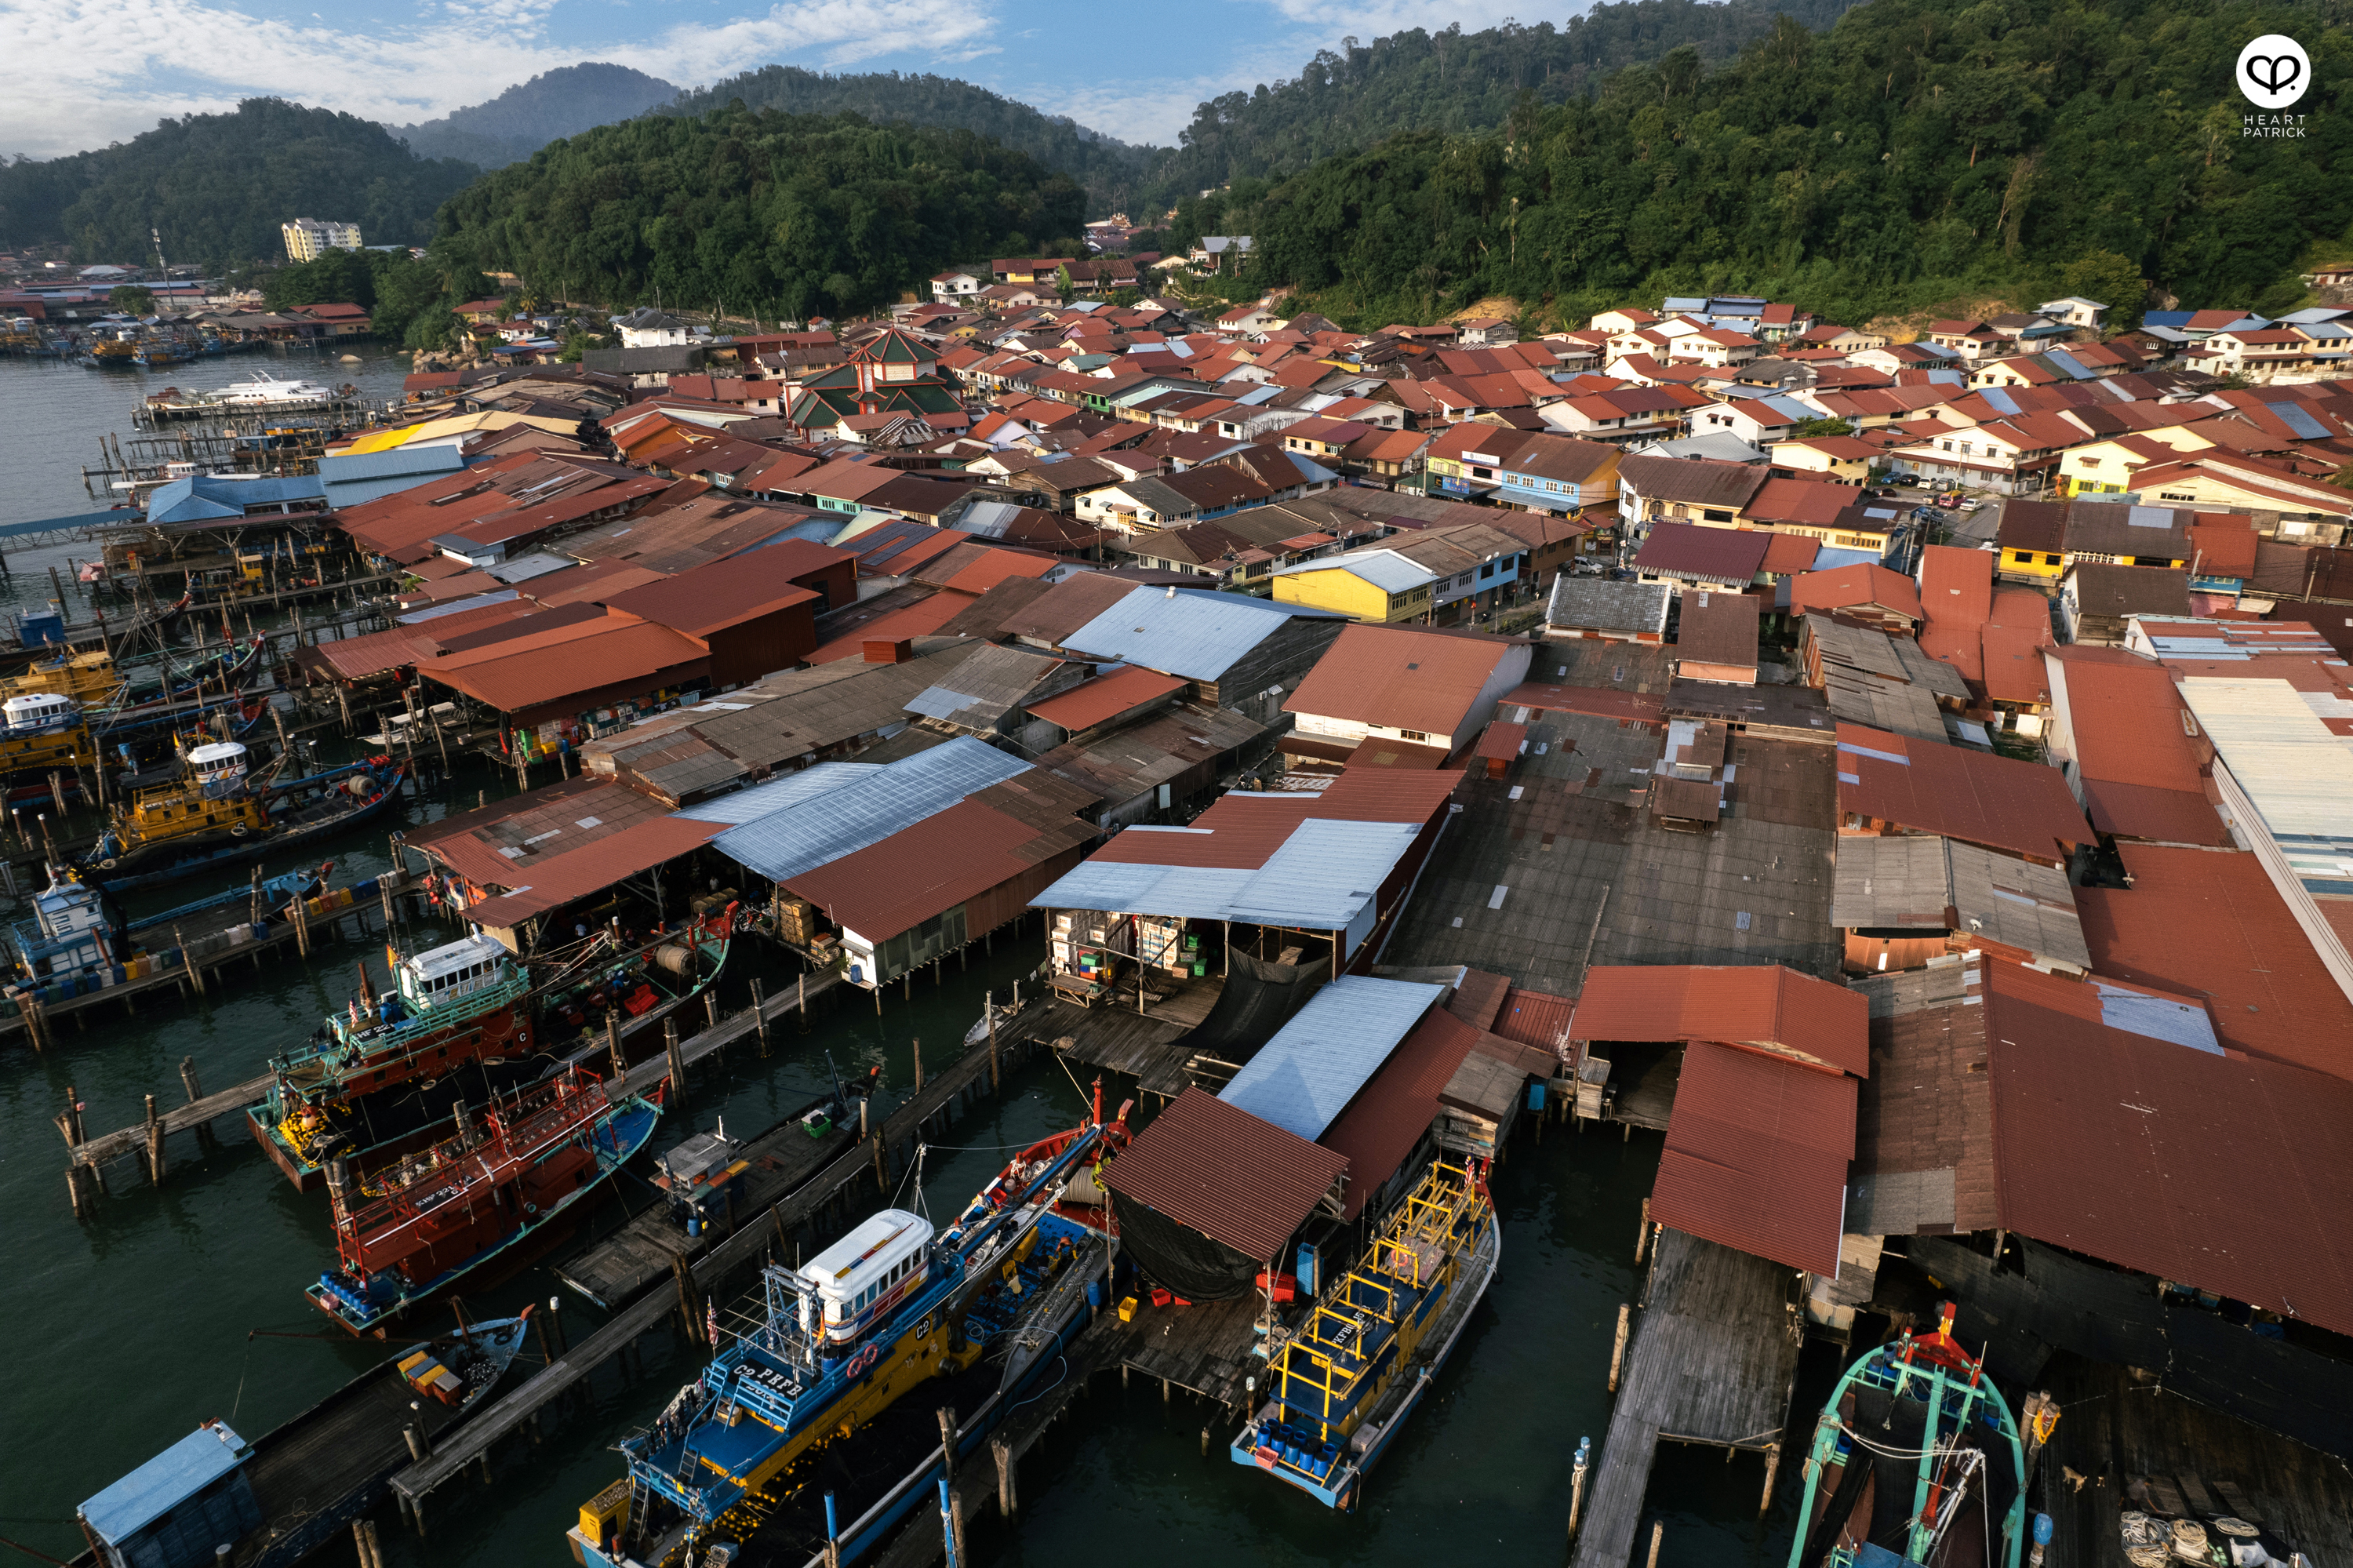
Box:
(2238, 34), (2312, 109)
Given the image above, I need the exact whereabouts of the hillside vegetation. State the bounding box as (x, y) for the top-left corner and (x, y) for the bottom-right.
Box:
(387, 64), (678, 168)
(662, 67), (1154, 210)
(1138, 0), (1852, 211)
(0, 99), (477, 267)
(432, 107), (1086, 319)
(1217, 0), (2349, 330)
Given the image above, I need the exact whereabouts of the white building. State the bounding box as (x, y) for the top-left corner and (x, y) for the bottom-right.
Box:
(281, 219), (362, 262)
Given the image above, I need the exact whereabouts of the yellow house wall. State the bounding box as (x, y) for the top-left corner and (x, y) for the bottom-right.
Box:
(1274, 569), (1416, 622)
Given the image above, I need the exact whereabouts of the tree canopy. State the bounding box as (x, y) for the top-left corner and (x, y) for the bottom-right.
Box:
(387, 63), (679, 169)
(1223, 0), (2348, 330)
(431, 107), (1086, 320)
(660, 67), (1154, 211)
(0, 99), (478, 268)
(261, 246), (495, 347)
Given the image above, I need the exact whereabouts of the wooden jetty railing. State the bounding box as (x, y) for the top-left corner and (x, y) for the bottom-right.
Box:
(386, 999), (1050, 1528)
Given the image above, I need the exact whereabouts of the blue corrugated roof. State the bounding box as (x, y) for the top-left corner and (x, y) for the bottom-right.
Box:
(1979, 387), (2022, 416)
(676, 762), (881, 824)
(2143, 311), (2193, 329)
(2264, 401), (2330, 440)
(1662, 297), (1708, 313)
(706, 737), (1028, 882)
(146, 475), (325, 526)
(2041, 349), (2092, 380)
(80, 1424), (249, 1543)
(1061, 587), (1326, 682)
(315, 445), (467, 483)
(1218, 975), (1444, 1141)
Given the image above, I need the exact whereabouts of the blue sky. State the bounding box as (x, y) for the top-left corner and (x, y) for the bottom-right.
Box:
(2, 0), (1540, 159)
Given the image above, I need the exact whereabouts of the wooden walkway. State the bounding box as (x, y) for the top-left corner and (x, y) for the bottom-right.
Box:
(1040, 973), (1226, 1101)
(387, 1009), (1047, 1525)
(1569, 1228), (1801, 1568)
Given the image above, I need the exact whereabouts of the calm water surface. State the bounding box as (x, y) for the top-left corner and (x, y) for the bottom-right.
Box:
(0, 351), (1805, 1566)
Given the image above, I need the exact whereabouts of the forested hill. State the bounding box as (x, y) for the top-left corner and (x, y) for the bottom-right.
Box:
(387, 64), (678, 168)
(0, 100), (478, 267)
(660, 67), (1155, 210)
(432, 107), (1086, 320)
(1223, 0), (2349, 334)
(1137, 0), (1853, 211)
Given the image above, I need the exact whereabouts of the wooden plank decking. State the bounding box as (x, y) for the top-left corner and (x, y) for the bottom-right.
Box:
(1569, 1228), (1800, 1568)
(1036, 973), (1225, 1101)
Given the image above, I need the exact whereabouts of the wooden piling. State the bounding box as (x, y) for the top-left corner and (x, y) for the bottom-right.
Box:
(986, 991), (998, 1093)
(1609, 1304), (1630, 1393)
(1646, 1520), (1664, 1568)
(180, 1057), (203, 1103)
(913, 1035), (924, 1092)
(144, 1094), (165, 1184)
(705, 989), (721, 1032)
(1635, 1198), (1651, 1263)
(672, 1254), (704, 1344)
(1758, 1442), (1781, 1515)
(403, 1423), (428, 1464)
(175, 925), (204, 997)
(936, 1408), (958, 1483)
(751, 977), (769, 1056)
(664, 1020), (687, 1108)
(993, 1438), (1016, 1518)
(606, 1011), (626, 1082)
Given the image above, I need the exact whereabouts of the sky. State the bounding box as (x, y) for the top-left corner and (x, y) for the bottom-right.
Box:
(1, 0), (1541, 160)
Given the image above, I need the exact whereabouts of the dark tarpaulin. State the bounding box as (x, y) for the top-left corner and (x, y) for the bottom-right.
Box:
(1183, 951), (1331, 1065)
(1109, 1190), (1266, 1301)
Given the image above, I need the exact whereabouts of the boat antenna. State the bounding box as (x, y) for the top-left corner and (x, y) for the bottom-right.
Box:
(824, 1049), (847, 1108)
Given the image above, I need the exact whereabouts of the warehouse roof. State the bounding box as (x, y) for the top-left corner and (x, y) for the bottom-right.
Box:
(1062, 586), (1333, 681)
(1569, 963), (1869, 1077)
(1221, 976), (1446, 1141)
(1830, 835), (2088, 968)
(1835, 723), (2090, 862)
(1100, 1087), (1351, 1264)
(1651, 1040), (1856, 1278)
(1284, 622), (1523, 737)
(701, 735), (1033, 882)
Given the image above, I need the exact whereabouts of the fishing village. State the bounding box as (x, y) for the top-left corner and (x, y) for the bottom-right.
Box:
(12, 158), (2353, 1568)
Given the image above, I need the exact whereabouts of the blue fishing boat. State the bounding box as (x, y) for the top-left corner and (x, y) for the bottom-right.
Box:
(1788, 1301), (2029, 1568)
(566, 1119), (1118, 1568)
(307, 1066), (660, 1336)
(71, 1313), (530, 1568)
(1229, 1158), (1500, 1512)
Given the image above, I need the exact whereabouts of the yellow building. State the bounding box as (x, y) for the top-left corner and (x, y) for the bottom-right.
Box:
(282, 218), (362, 262)
(1270, 552), (1434, 623)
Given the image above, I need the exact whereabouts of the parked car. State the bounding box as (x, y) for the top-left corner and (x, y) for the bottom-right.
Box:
(1893, 474), (1922, 487)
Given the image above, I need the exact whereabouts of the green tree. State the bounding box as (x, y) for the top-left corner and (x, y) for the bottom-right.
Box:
(2056, 250), (2148, 329)
(1786, 415), (1853, 439)
(108, 284), (155, 315)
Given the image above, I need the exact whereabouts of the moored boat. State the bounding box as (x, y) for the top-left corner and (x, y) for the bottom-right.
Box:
(1229, 1157), (1499, 1512)
(565, 1117), (1118, 1568)
(71, 1313), (530, 1568)
(80, 743), (406, 892)
(307, 1065), (660, 1335)
(1787, 1301), (2030, 1568)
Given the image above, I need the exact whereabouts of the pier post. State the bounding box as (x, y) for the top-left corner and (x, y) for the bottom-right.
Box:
(1609, 1304), (1630, 1393)
(937, 1407), (958, 1482)
(673, 1255), (704, 1344)
(664, 1020), (688, 1109)
(547, 1296), (566, 1355)
(144, 1094), (165, 1184)
(1758, 1442), (1780, 1515)
(175, 926), (205, 997)
(1567, 1435), (1590, 1539)
(751, 978), (769, 1056)
(402, 1423), (428, 1464)
(986, 991), (998, 1095)
(294, 892), (310, 958)
(1646, 1519), (1664, 1568)
(797, 970), (809, 1035)
(48, 770), (65, 817)
(1635, 1198), (1651, 1263)
(607, 1013), (625, 1082)
(179, 1057), (203, 1104)
(993, 1438), (1016, 1518)
(705, 989), (720, 1033)
(913, 1036), (924, 1092)
(67, 1163), (93, 1221)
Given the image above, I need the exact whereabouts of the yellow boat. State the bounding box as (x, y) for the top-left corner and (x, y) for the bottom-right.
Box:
(0, 651), (125, 708)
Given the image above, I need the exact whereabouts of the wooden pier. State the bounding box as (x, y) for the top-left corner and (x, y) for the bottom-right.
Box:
(1038, 973), (1227, 1100)
(386, 1002), (1052, 1527)
(1568, 1228), (1802, 1568)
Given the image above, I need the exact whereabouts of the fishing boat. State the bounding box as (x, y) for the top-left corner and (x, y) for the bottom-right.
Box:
(0, 692), (103, 782)
(307, 1065), (660, 1336)
(566, 1119), (1119, 1568)
(1787, 1301), (2031, 1568)
(5, 863), (121, 999)
(251, 908), (734, 1191)
(71, 1313), (530, 1568)
(1229, 1157), (1500, 1512)
(79, 743), (406, 892)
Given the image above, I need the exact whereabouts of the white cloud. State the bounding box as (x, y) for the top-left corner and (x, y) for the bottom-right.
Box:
(0, 0), (995, 157)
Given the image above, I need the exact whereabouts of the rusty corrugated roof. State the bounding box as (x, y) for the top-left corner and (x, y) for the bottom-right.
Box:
(416, 613), (711, 716)
(1569, 964), (1868, 1077)
(602, 547), (831, 638)
(1283, 622), (1523, 739)
(1027, 665), (1187, 733)
(784, 792), (1092, 944)
(1652, 1040), (1855, 1278)
(1493, 987), (1576, 1054)
(1470, 720), (1526, 762)
(1835, 722), (2089, 860)
(1317, 1006), (1483, 1219)
(1982, 959), (2353, 1337)
(464, 816), (730, 928)
(1100, 1087), (1350, 1264)
(2048, 651), (2231, 847)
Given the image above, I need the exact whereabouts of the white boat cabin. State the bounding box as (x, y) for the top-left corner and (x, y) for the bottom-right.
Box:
(798, 1209), (933, 1343)
(396, 933), (512, 1010)
(2, 693), (78, 735)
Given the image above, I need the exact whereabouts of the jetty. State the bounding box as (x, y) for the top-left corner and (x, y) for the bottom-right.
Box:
(386, 994), (1051, 1530)
(1038, 973), (1227, 1099)
(1568, 1227), (1802, 1567)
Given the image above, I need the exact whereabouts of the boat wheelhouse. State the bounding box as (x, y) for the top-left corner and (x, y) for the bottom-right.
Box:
(802, 1211), (934, 1346)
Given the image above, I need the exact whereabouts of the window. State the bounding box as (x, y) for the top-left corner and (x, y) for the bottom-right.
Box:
(2012, 551), (2035, 564)
(1401, 729), (1432, 741)
(2042, 554), (2061, 566)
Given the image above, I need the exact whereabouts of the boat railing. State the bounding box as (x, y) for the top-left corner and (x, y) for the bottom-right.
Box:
(302, 973), (530, 1064)
(336, 1073), (608, 1239)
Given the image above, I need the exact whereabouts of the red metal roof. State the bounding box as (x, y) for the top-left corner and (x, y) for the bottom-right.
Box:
(1980, 959), (2353, 1337)
(806, 591), (973, 664)
(407, 777), (664, 886)
(416, 613), (711, 717)
(784, 797), (1059, 944)
(1631, 522), (1770, 582)
(1091, 768), (1460, 871)
(1283, 623), (1522, 739)
(1470, 720), (1526, 762)
(464, 816), (730, 929)
(1492, 987), (1577, 1057)
(1835, 722), (2089, 861)
(1570, 964), (1869, 1077)
(1317, 1006), (1484, 1219)
(1498, 682), (1666, 725)
(1026, 665), (1187, 732)
(1652, 1041), (1855, 1278)
(2048, 652), (2231, 847)
(1916, 545), (1993, 683)
(1790, 563), (1924, 624)
(1100, 1087), (1351, 1264)
(2075, 845), (2353, 1076)
(938, 548), (1058, 595)
(602, 548), (825, 639)
(1761, 533), (1820, 577)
